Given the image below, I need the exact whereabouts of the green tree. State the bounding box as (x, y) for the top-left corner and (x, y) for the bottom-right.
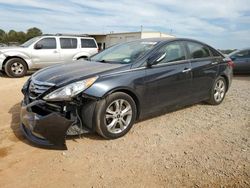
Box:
(16, 31), (27, 44)
(7, 30), (17, 42)
(0, 28), (43, 45)
(26, 27), (42, 40)
(0, 29), (5, 43)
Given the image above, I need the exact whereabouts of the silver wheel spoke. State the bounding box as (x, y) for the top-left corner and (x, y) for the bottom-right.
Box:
(121, 106), (132, 116)
(114, 100), (120, 112)
(105, 114), (114, 119)
(107, 119), (118, 130)
(106, 108), (116, 115)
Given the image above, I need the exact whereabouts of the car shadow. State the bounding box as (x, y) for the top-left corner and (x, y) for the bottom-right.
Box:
(0, 71), (35, 78)
(8, 103), (31, 146)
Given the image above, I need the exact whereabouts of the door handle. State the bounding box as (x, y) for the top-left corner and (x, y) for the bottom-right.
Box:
(211, 62), (218, 65)
(182, 68), (191, 73)
(53, 50), (59, 53)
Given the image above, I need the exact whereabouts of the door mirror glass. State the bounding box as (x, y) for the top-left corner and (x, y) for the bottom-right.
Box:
(147, 52), (166, 66)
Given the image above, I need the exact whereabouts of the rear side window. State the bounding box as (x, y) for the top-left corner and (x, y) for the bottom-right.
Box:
(81, 39), (97, 48)
(60, 38), (77, 49)
(187, 42), (210, 59)
(210, 48), (222, 57)
(36, 38), (56, 49)
(157, 42), (186, 64)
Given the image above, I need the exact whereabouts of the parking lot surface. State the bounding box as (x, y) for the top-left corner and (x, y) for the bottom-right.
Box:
(0, 75), (249, 187)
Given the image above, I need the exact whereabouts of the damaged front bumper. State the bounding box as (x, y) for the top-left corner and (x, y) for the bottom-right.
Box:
(20, 100), (74, 149)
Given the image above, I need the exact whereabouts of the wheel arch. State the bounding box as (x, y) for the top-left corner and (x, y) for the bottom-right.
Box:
(73, 52), (90, 60)
(3, 56), (29, 70)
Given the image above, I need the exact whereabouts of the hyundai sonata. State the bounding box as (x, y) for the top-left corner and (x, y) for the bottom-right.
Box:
(20, 38), (233, 149)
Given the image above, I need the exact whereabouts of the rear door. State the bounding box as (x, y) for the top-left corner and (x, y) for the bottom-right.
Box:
(144, 41), (192, 113)
(59, 37), (79, 62)
(185, 41), (219, 101)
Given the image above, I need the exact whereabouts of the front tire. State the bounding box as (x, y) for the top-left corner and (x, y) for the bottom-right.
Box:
(4, 58), (27, 78)
(95, 92), (137, 139)
(207, 76), (227, 105)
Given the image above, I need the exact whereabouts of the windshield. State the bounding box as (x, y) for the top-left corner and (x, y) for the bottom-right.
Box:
(91, 40), (158, 64)
(20, 36), (42, 47)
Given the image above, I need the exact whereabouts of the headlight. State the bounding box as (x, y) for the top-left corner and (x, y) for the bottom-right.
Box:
(43, 76), (98, 101)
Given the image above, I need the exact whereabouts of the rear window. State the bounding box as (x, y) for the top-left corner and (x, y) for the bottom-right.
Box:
(81, 39), (97, 48)
(187, 42), (211, 59)
(60, 38), (77, 49)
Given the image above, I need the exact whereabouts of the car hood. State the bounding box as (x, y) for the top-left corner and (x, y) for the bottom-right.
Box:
(0, 46), (24, 52)
(32, 61), (129, 86)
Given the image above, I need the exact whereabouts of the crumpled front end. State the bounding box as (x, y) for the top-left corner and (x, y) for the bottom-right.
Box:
(20, 79), (94, 150)
(20, 100), (74, 149)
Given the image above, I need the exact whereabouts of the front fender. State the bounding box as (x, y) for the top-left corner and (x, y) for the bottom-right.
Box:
(2, 51), (32, 69)
(83, 71), (145, 102)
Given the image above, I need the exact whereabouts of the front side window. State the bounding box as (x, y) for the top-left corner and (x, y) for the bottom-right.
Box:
(35, 38), (56, 49)
(60, 38), (77, 49)
(187, 42), (210, 59)
(81, 39), (97, 48)
(157, 42), (186, 64)
(20, 36), (42, 47)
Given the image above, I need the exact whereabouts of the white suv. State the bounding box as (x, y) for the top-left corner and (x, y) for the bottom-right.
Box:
(0, 35), (98, 77)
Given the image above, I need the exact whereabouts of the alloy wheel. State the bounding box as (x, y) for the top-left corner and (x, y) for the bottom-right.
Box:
(105, 99), (132, 134)
(214, 79), (225, 102)
(11, 62), (24, 75)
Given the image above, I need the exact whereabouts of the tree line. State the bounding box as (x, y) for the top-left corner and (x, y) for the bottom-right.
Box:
(0, 27), (42, 45)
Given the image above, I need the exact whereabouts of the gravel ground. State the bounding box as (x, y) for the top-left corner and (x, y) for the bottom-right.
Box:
(0, 75), (249, 188)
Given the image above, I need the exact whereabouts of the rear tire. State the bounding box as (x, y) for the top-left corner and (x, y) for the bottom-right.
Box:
(94, 92), (137, 139)
(4, 58), (27, 78)
(207, 76), (227, 105)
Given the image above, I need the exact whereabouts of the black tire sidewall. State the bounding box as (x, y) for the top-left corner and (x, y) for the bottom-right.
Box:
(5, 58), (27, 78)
(95, 92), (137, 139)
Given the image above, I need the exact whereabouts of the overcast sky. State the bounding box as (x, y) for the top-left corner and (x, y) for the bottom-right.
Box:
(0, 0), (249, 49)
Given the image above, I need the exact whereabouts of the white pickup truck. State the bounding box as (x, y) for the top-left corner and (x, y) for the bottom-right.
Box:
(0, 35), (98, 77)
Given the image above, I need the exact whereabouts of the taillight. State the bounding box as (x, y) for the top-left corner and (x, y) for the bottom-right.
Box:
(227, 60), (234, 68)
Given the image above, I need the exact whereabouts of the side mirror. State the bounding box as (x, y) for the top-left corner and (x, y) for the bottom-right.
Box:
(147, 52), (166, 67)
(34, 43), (43, 49)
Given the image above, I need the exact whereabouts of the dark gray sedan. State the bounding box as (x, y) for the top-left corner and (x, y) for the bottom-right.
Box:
(20, 38), (233, 149)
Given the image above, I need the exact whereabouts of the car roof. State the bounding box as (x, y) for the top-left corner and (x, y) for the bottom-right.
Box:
(138, 37), (210, 45)
(42, 35), (95, 40)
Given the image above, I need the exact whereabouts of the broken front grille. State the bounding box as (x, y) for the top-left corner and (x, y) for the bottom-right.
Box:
(29, 79), (55, 99)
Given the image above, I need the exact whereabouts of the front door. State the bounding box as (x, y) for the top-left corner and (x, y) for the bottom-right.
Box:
(31, 37), (61, 68)
(144, 41), (192, 114)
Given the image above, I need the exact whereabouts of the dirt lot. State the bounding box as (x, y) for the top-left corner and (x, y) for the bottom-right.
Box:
(0, 75), (249, 188)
